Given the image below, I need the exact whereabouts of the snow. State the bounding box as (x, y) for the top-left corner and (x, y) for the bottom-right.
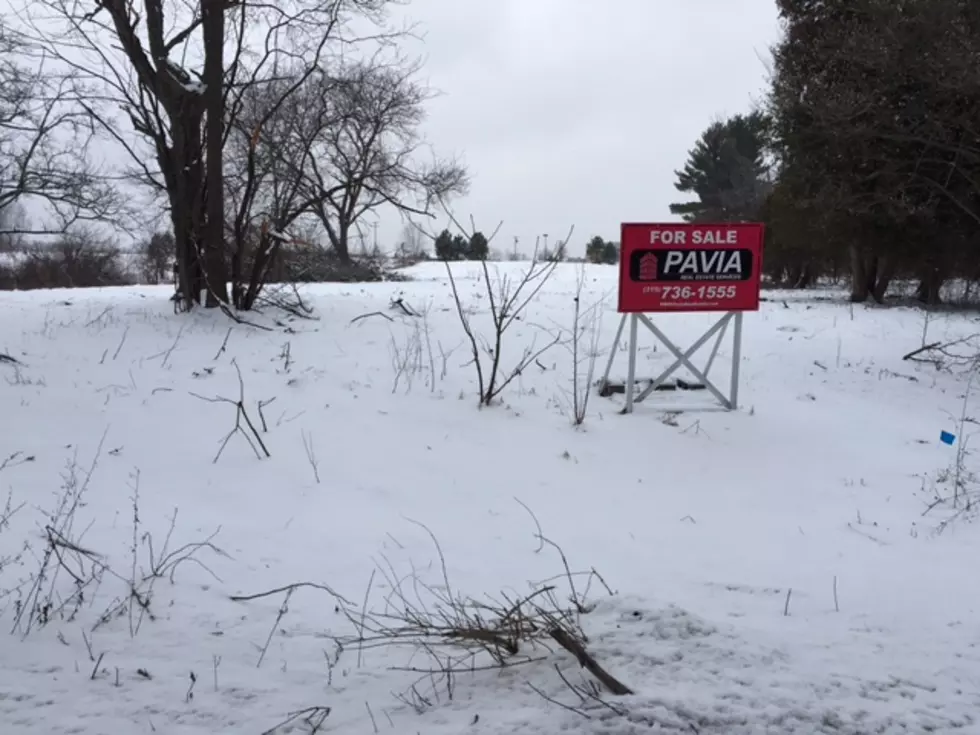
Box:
(1, 262), (979, 734)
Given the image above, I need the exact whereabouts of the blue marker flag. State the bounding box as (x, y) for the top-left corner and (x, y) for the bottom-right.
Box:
(940, 430), (956, 446)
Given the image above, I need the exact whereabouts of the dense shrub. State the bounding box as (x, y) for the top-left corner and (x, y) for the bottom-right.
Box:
(0, 234), (133, 291)
(0, 260), (14, 290)
(273, 244), (404, 283)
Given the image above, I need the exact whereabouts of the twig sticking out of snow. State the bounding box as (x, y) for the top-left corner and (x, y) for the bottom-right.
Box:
(350, 310), (393, 324)
(557, 261), (608, 425)
(213, 327), (232, 361)
(514, 496), (545, 553)
(13, 449), (226, 639)
(146, 323), (185, 368)
(257, 397), (276, 433)
(278, 341), (292, 373)
(229, 581), (352, 606)
(390, 296), (419, 316)
(385, 299), (440, 395)
(12, 430), (108, 635)
(528, 662), (630, 720)
(0, 451), (34, 473)
(301, 430), (320, 484)
(189, 359), (271, 463)
(256, 588), (293, 668)
(261, 706), (331, 735)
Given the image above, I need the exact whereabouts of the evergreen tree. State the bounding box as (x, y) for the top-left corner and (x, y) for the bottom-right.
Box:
(585, 236), (619, 264)
(467, 231), (489, 260)
(585, 236), (606, 264)
(670, 112), (771, 223)
(434, 229), (455, 260)
(451, 234), (467, 259)
(767, 0), (980, 303)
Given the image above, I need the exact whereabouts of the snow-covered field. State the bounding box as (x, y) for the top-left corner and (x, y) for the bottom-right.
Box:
(1, 261), (979, 734)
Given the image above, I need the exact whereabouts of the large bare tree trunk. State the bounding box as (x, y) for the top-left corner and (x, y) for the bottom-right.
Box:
(849, 245), (891, 303)
(795, 262), (814, 289)
(315, 207), (352, 264)
(870, 255), (893, 304)
(203, 0), (229, 306)
(916, 267), (944, 305)
(169, 112), (206, 309)
(336, 220), (352, 264)
(849, 243), (870, 302)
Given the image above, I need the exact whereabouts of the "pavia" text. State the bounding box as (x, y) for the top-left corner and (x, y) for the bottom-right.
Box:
(663, 249), (743, 276)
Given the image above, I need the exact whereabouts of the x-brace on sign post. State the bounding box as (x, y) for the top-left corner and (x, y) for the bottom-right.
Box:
(599, 311), (743, 411)
(602, 222), (764, 414)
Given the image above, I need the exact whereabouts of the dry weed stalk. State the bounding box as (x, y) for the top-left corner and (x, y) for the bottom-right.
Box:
(36, 506), (226, 637)
(388, 299), (440, 394)
(0, 488), (26, 613)
(261, 705), (331, 735)
(0, 451), (35, 472)
(301, 429), (321, 484)
(11, 445), (226, 637)
(190, 358), (272, 463)
(561, 262), (608, 425)
(12, 432), (107, 634)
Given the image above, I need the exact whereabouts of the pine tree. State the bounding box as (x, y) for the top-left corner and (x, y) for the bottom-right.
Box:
(670, 112), (771, 223)
(467, 232), (489, 260)
(767, 0), (980, 303)
(434, 229), (455, 260)
(585, 236), (606, 264)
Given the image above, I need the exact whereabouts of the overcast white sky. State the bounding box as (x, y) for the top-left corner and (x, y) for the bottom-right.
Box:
(4, 0), (781, 253)
(381, 0), (782, 256)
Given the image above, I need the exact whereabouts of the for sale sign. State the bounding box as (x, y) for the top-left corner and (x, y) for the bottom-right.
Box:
(618, 222), (764, 313)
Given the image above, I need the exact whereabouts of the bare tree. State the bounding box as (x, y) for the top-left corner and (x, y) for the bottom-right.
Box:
(433, 214), (573, 407)
(17, 0), (395, 310)
(394, 221), (427, 263)
(0, 204), (27, 252)
(223, 71), (329, 309)
(18, 0), (223, 308)
(0, 20), (124, 237)
(298, 57), (468, 263)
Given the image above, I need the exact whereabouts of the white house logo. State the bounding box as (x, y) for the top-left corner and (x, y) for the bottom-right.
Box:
(638, 253), (658, 280)
(631, 248), (753, 282)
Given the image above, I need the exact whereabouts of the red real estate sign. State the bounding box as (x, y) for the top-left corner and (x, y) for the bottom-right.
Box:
(618, 222), (764, 313)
